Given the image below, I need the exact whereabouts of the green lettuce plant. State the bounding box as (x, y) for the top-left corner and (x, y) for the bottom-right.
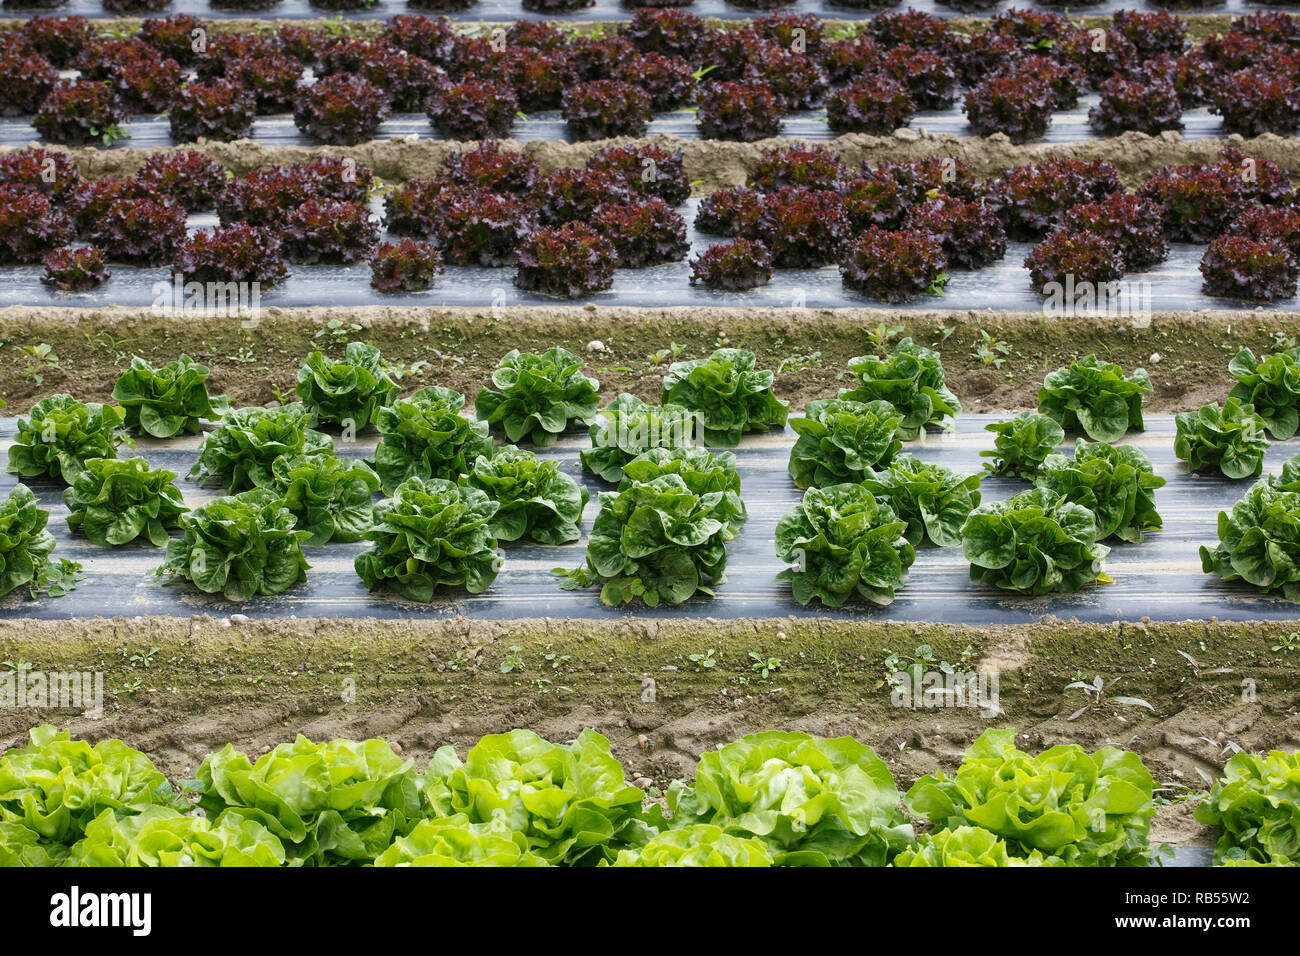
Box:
(69, 805), (287, 867)
(619, 445), (747, 539)
(475, 347), (600, 446)
(961, 486), (1111, 594)
(1194, 750), (1300, 865)
(423, 729), (648, 866)
(157, 488), (311, 601)
(555, 473), (730, 606)
(296, 341), (402, 430)
(1037, 440), (1165, 543)
(666, 732), (914, 867)
(981, 412), (1064, 478)
(579, 393), (698, 483)
(7, 395), (127, 483)
(63, 456), (188, 547)
(112, 354), (229, 438)
(788, 398), (903, 489)
(661, 347), (789, 446)
(838, 337), (961, 439)
(1174, 398), (1270, 479)
(860, 454), (982, 548)
(906, 728), (1157, 866)
(374, 814), (547, 867)
(196, 734), (422, 866)
(0, 725), (178, 863)
(1038, 355), (1151, 442)
(775, 482), (914, 607)
(189, 403), (332, 492)
(354, 477), (500, 601)
(459, 446), (587, 545)
(609, 824), (774, 867)
(1228, 346), (1300, 440)
(371, 386), (494, 494)
(1200, 481), (1300, 600)
(0, 483), (57, 598)
(893, 826), (1063, 867)
(268, 453), (380, 546)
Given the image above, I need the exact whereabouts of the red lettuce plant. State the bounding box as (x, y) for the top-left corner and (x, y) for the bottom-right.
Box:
(0, 148), (80, 200)
(956, 31), (1021, 86)
(744, 46), (827, 110)
(226, 53), (303, 114)
(1089, 76), (1183, 135)
(987, 158), (1122, 240)
(1138, 161), (1253, 242)
(841, 227), (947, 302)
(297, 155), (374, 204)
(0, 186), (73, 263)
(694, 29), (756, 80)
(1111, 10), (1189, 57)
(0, 52), (58, 117)
(690, 238), (773, 290)
(585, 145), (690, 205)
(866, 9), (955, 54)
(383, 178), (449, 237)
(67, 176), (133, 239)
(445, 143), (538, 195)
(904, 198), (1006, 269)
(827, 78), (915, 134)
(504, 21), (570, 51)
(107, 51), (183, 115)
(277, 26), (328, 65)
(1025, 231), (1126, 294)
(756, 186), (852, 268)
(514, 223), (618, 298)
(436, 188), (536, 267)
(748, 146), (846, 193)
(92, 197), (187, 265)
(1058, 28), (1140, 89)
(294, 75), (391, 146)
(877, 156), (985, 204)
(694, 186), (764, 237)
(697, 80), (786, 141)
(194, 33), (280, 78)
(842, 173), (909, 231)
(1213, 70), (1300, 136)
(1200, 236), (1299, 302)
(570, 35), (637, 81)
(34, 80), (126, 146)
(750, 12), (825, 52)
(22, 15), (94, 67)
(318, 40), (443, 113)
(964, 74), (1054, 144)
(502, 47), (574, 113)
(1228, 206), (1300, 259)
(138, 14), (208, 65)
(821, 37), (883, 85)
(882, 47), (958, 110)
(622, 8), (708, 59)
(562, 81), (653, 142)
(1063, 193), (1168, 271)
(168, 79), (255, 143)
(173, 224), (289, 285)
(531, 168), (629, 226)
(282, 200), (378, 265)
(988, 7), (1073, 43)
(41, 246), (110, 292)
(995, 54), (1083, 109)
(427, 80), (517, 140)
(383, 14), (455, 67)
(594, 198), (690, 267)
(132, 151), (226, 212)
(369, 238), (442, 292)
(614, 53), (696, 111)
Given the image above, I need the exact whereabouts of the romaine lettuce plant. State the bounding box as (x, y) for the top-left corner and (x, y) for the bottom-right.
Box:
(555, 473), (728, 607)
(981, 412), (1065, 478)
(424, 729), (648, 866)
(355, 477), (500, 601)
(189, 403), (332, 493)
(775, 482), (914, 607)
(579, 393), (698, 483)
(112, 355), (228, 438)
(0, 484), (57, 599)
(838, 338), (961, 440)
(1038, 356), (1152, 442)
(1227, 346), (1300, 440)
(474, 347), (600, 446)
(460, 446), (587, 545)
(1200, 481), (1300, 599)
(1038, 440), (1165, 543)
(296, 341), (401, 430)
(619, 445), (747, 539)
(158, 489), (310, 601)
(860, 454), (982, 548)
(269, 453), (380, 546)
(961, 487), (1110, 595)
(906, 729), (1156, 866)
(1174, 399), (1270, 479)
(63, 456), (187, 547)
(7, 395), (126, 484)
(371, 386), (494, 494)
(1194, 750), (1300, 865)
(666, 732), (914, 866)
(197, 735), (421, 866)
(661, 348), (789, 447)
(788, 398), (903, 489)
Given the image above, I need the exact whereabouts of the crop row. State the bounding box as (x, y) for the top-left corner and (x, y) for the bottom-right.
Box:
(6, 339), (1300, 607)
(2, 723), (1294, 867)
(5, 142), (1300, 302)
(4, 10), (1300, 147)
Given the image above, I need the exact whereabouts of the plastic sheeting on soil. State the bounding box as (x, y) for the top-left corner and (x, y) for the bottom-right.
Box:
(3, 413), (1299, 624)
(0, 197), (1283, 311)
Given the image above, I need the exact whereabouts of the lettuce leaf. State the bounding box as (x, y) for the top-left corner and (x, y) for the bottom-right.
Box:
(112, 354), (229, 438)
(7, 394), (127, 484)
(0, 483), (57, 598)
(838, 337), (960, 440)
(981, 412), (1064, 478)
(661, 348), (789, 447)
(1175, 398), (1270, 479)
(63, 456), (188, 548)
(893, 825), (1064, 867)
(579, 392), (698, 483)
(788, 398), (902, 489)
(1194, 750), (1300, 865)
(189, 403), (332, 492)
(619, 445), (747, 538)
(609, 824), (773, 867)
(1038, 355), (1151, 442)
(68, 805), (286, 867)
(1200, 480), (1300, 600)
(269, 452), (380, 546)
(371, 386), (494, 494)
(475, 347), (600, 446)
(1038, 440), (1165, 543)
(295, 341), (401, 429)
(1228, 346), (1300, 440)
(860, 454), (982, 548)
(460, 445), (587, 545)
(374, 813), (548, 867)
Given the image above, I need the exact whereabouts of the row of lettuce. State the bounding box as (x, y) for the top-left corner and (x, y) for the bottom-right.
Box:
(1, 724), (1293, 868)
(3, 338), (1299, 606)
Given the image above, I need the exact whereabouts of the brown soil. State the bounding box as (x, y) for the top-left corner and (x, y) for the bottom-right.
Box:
(0, 615), (1295, 803)
(0, 304), (1276, 416)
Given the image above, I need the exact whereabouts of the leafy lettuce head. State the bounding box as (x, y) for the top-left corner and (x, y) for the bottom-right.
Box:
(661, 347), (789, 447)
(1194, 749), (1300, 865)
(475, 347), (600, 446)
(609, 824), (773, 867)
(296, 340), (401, 429)
(0, 483), (57, 598)
(459, 445), (587, 545)
(8, 394), (127, 484)
(839, 337), (960, 440)
(580, 393), (698, 483)
(112, 354), (229, 438)
(372, 385), (494, 494)
(1037, 354), (1151, 442)
(789, 398), (904, 488)
(189, 403), (332, 492)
